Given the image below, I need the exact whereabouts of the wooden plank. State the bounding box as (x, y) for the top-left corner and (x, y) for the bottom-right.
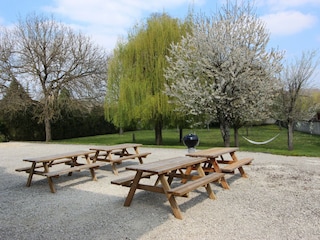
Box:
(186, 147), (239, 158)
(126, 156), (208, 175)
(220, 158), (253, 172)
(95, 152), (151, 175)
(15, 159), (73, 172)
(114, 152), (150, 161)
(90, 143), (142, 152)
(111, 172), (154, 186)
(23, 151), (95, 163)
(167, 172), (225, 197)
(15, 165), (42, 172)
(98, 152), (151, 163)
(43, 162), (105, 177)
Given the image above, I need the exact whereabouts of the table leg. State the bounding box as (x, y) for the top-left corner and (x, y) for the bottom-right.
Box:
(133, 146), (139, 154)
(123, 148), (129, 155)
(181, 166), (192, 184)
(195, 163), (216, 200)
(230, 152), (248, 178)
(212, 159), (221, 172)
(209, 158), (230, 189)
(159, 174), (183, 220)
(92, 150), (100, 163)
(43, 162), (50, 172)
(89, 168), (97, 181)
(26, 162), (36, 187)
(124, 171), (143, 207)
(167, 169), (177, 185)
(83, 154), (98, 181)
(68, 157), (77, 176)
(220, 176), (230, 189)
(111, 163), (119, 175)
(238, 167), (248, 178)
(47, 176), (56, 193)
(230, 151), (239, 161)
(154, 176), (160, 186)
(41, 162), (57, 193)
(137, 156), (144, 164)
(84, 154), (91, 164)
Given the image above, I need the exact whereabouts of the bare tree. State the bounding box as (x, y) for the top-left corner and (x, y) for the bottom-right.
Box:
(0, 14), (108, 141)
(274, 50), (320, 150)
(165, 1), (283, 146)
(0, 27), (16, 98)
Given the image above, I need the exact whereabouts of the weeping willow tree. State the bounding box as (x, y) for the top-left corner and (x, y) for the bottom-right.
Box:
(105, 13), (192, 145)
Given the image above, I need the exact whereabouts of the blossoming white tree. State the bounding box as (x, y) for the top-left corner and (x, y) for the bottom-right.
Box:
(165, 1), (284, 146)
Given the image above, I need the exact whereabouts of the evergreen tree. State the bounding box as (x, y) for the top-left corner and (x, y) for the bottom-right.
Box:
(0, 79), (43, 140)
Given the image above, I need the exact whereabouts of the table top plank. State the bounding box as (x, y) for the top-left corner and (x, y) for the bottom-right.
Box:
(89, 143), (142, 152)
(126, 156), (208, 174)
(23, 150), (95, 163)
(186, 147), (239, 158)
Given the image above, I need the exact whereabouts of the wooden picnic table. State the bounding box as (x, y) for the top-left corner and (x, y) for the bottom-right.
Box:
(90, 143), (151, 175)
(186, 147), (253, 178)
(111, 156), (229, 219)
(15, 150), (105, 193)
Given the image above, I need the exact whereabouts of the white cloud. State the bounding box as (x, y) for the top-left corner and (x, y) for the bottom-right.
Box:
(49, 0), (203, 26)
(258, 0), (320, 11)
(260, 11), (317, 36)
(46, 0), (204, 50)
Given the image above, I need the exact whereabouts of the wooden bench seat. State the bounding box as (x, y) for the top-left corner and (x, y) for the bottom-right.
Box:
(43, 162), (105, 193)
(167, 172), (225, 198)
(96, 152), (151, 175)
(220, 158), (253, 177)
(43, 162), (105, 178)
(16, 165), (42, 172)
(111, 172), (154, 186)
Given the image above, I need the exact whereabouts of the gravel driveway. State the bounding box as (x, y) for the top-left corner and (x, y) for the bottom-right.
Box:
(1, 142), (319, 240)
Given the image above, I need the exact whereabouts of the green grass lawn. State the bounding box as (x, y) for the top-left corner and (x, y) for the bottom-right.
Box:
(56, 125), (320, 157)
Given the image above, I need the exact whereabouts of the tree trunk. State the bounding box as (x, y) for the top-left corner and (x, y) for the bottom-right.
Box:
(287, 120), (294, 151)
(219, 122), (230, 147)
(234, 127), (239, 147)
(179, 127), (183, 143)
(155, 120), (163, 145)
(44, 117), (52, 142)
(132, 133), (136, 142)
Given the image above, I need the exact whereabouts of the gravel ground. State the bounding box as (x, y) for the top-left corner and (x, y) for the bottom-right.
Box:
(1, 142), (319, 240)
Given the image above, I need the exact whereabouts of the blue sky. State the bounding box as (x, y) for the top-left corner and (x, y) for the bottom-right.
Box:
(1, 0), (320, 85)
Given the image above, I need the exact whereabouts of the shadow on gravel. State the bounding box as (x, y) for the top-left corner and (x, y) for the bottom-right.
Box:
(0, 166), (176, 240)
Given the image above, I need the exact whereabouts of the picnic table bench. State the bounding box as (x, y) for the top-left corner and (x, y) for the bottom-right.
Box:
(16, 150), (105, 193)
(112, 156), (229, 219)
(187, 147), (254, 178)
(90, 143), (151, 175)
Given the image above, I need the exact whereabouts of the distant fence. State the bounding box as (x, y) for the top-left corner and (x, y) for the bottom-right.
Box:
(295, 121), (320, 135)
